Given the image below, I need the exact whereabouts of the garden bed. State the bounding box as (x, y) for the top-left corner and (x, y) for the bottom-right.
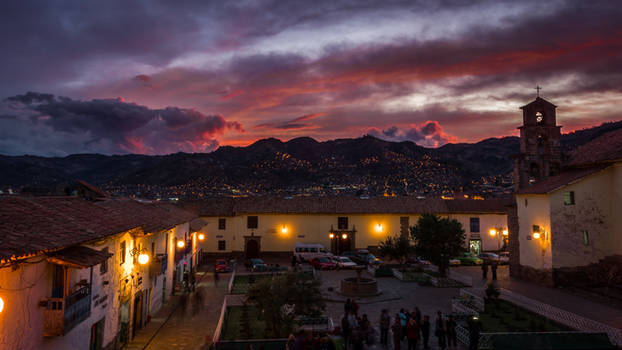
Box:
(230, 274), (273, 294)
(478, 299), (571, 333)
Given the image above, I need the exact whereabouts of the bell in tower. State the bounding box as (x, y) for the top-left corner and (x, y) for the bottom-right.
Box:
(513, 89), (562, 190)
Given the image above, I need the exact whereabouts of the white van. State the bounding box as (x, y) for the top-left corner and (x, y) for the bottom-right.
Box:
(294, 243), (332, 261)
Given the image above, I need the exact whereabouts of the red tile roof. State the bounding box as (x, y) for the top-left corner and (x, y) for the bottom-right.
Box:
(188, 197), (511, 216)
(0, 196), (196, 262)
(47, 245), (114, 268)
(567, 129), (622, 167)
(515, 165), (609, 195)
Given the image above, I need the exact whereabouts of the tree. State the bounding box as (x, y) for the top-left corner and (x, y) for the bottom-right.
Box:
(246, 272), (325, 338)
(410, 213), (465, 277)
(378, 233), (414, 264)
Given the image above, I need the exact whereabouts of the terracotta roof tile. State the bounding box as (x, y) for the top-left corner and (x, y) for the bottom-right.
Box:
(193, 197), (510, 216)
(515, 165), (609, 195)
(0, 196), (196, 262)
(567, 129), (622, 166)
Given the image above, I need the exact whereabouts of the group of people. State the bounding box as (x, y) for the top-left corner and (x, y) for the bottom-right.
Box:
(388, 309), (457, 350)
(286, 330), (337, 350)
(481, 261), (498, 280)
(339, 302), (458, 350)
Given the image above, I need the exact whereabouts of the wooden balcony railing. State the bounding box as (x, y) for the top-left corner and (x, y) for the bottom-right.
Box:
(43, 286), (91, 337)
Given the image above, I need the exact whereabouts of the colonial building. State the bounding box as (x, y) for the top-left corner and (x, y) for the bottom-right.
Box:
(0, 196), (199, 350)
(189, 197), (510, 258)
(510, 96), (622, 286)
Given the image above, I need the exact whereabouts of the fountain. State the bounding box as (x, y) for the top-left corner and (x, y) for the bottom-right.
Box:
(340, 266), (380, 297)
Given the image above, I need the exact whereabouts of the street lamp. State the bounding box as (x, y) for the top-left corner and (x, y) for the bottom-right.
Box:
(329, 233), (335, 239)
(342, 233), (348, 239)
(198, 233), (205, 241)
(130, 247), (150, 265)
(177, 239), (185, 248)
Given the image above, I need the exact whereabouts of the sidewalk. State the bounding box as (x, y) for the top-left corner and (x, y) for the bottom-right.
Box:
(124, 268), (229, 350)
(455, 266), (622, 331)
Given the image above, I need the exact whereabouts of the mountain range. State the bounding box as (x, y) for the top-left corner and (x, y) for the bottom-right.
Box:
(1, 121), (620, 198)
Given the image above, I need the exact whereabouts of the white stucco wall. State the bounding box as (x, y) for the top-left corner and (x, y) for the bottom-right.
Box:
(549, 167), (615, 268)
(198, 212), (508, 255)
(516, 194), (552, 270)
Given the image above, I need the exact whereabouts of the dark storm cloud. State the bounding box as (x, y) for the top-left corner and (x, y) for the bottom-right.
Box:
(367, 121), (455, 147)
(0, 93), (242, 156)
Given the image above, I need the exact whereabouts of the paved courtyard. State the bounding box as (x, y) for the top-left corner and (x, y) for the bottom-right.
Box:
(126, 260), (622, 350)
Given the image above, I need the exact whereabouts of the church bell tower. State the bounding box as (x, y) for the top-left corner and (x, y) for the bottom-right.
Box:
(514, 91), (562, 190)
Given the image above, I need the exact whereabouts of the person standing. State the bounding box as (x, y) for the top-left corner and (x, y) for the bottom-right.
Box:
(398, 309), (407, 341)
(341, 314), (351, 350)
(413, 307), (422, 325)
(446, 315), (457, 348)
(406, 317), (420, 350)
(481, 262), (488, 280)
(391, 315), (402, 350)
(491, 261), (498, 281)
(380, 309), (391, 347)
(344, 298), (353, 315)
(420, 315), (430, 350)
(435, 311), (446, 350)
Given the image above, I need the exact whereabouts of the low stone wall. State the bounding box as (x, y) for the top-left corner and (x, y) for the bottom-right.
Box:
(514, 264), (554, 287)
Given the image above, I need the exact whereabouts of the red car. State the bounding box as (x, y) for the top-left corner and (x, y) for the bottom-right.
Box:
(215, 259), (229, 273)
(310, 257), (337, 270)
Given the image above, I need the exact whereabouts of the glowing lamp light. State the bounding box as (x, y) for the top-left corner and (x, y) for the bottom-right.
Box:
(502, 229), (509, 236)
(177, 239), (185, 248)
(0, 296), (4, 313)
(342, 233), (348, 239)
(489, 229), (497, 237)
(198, 233), (205, 241)
(138, 253), (150, 265)
(375, 224), (383, 233)
(329, 233), (335, 239)
(532, 232), (541, 240)
(281, 226), (288, 234)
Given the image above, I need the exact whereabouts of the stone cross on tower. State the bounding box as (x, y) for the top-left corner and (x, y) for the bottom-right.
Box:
(535, 85), (542, 97)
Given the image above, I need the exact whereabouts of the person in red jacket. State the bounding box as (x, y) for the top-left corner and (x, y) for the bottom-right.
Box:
(406, 317), (420, 350)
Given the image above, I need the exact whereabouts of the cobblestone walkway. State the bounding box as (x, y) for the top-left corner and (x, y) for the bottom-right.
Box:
(124, 269), (229, 350)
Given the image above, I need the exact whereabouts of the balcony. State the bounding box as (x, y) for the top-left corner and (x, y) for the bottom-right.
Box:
(43, 286), (91, 337)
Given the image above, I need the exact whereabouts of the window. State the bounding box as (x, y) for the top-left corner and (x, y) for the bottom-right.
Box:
(583, 230), (590, 246)
(151, 242), (155, 258)
(247, 216), (258, 229)
(165, 233), (169, 253)
(469, 217), (480, 233)
(338, 217), (348, 230)
(218, 240), (226, 251)
(100, 247), (109, 275)
(536, 111), (544, 125)
(524, 198), (528, 207)
(218, 218), (226, 230)
(564, 191), (575, 205)
(120, 241), (126, 265)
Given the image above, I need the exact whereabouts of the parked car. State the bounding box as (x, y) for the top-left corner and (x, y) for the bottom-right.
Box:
(309, 257), (337, 270)
(334, 256), (357, 269)
(456, 252), (483, 266)
(354, 250), (382, 266)
(449, 258), (461, 266)
(246, 258), (268, 272)
(478, 252), (500, 263)
(406, 256), (431, 266)
(215, 258), (230, 272)
(498, 251), (510, 265)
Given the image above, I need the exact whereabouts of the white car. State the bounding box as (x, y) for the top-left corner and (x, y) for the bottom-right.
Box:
(334, 256), (357, 269)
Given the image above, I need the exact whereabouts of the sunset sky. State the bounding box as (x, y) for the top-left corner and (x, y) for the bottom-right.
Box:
(1, 1), (621, 156)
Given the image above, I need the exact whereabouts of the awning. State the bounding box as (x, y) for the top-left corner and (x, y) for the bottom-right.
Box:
(47, 246), (113, 269)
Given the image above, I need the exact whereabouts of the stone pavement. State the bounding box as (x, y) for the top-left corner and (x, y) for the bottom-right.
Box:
(124, 268), (229, 350)
(453, 265), (622, 331)
(318, 269), (466, 350)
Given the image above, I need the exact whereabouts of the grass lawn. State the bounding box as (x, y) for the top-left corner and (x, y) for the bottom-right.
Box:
(230, 274), (273, 294)
(221, 305), (267, 340)
(479, 299), (571, 333)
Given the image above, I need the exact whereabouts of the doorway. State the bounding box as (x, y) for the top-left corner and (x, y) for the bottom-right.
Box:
(132, 291), (143, 339)
(469, 240), (482, 255)
(246, 239), (259, 258)
(90, 318), (105, 350)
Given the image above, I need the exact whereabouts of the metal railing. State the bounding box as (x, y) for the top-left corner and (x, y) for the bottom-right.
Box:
(460, 288), (485, 311)
(213, 295), (229, 344)
(499, 288), (622, 346)
(64, 286), (91, 333)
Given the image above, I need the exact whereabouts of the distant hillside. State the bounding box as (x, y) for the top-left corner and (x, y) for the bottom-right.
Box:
(1, 121), (620, 198)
